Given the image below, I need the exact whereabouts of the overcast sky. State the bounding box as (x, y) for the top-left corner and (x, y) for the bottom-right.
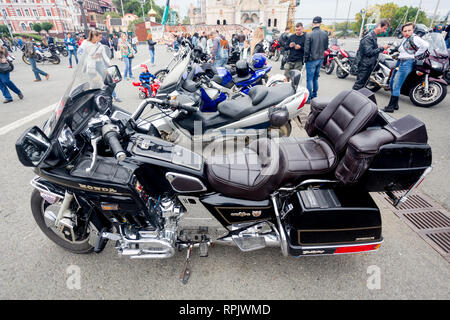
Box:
(154, 0), (449, 23)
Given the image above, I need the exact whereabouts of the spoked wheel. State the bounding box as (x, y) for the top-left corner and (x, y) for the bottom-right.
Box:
(409, 81), (447, 107)
(324, 60), (335, 74)
(30, 189), (93, 253)
(155, 69), (169, 82)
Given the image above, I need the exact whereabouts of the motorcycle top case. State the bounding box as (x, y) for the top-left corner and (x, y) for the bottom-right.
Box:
(285, 187), (382, 252)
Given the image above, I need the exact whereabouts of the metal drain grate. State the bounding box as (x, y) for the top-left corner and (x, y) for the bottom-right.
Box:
(373, 191), (450, 263)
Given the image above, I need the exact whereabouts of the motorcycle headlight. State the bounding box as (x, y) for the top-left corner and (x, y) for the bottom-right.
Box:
(430, 60), (443, 71)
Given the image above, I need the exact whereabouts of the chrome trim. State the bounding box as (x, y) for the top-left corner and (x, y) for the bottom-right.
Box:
(278, 179), (339, 192)
(293, 240), (384, 257)
(271, 195), (289, 257)
(165, 172), (207, 193)
(30, 176), (64, 200)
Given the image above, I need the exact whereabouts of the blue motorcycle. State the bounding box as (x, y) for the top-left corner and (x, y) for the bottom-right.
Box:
(199, 54), (272, 112)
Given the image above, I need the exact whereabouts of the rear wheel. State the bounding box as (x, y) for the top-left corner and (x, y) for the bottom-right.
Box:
(61, 50), (68, 57)
(30, 189), (93, 254)
(409, 81), (447, 107)
(336, 64), (349, 78)
(269, 121), (292, 138)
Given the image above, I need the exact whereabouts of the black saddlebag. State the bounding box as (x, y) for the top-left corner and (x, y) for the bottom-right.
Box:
(286, 188), (382, 252)
(362, 115), (432, 191)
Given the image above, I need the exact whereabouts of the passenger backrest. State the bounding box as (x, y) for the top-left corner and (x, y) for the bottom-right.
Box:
(314, 90), (378, 154)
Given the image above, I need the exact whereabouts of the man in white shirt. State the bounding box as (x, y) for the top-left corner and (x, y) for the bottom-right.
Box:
(383, 22), (429, 112)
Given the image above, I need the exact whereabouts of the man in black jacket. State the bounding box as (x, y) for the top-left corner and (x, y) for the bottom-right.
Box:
(304, 16), (328, 101)
(352, 20), (390, 90)
(284, 23), (306, 77)
(279, 27), (291, 70)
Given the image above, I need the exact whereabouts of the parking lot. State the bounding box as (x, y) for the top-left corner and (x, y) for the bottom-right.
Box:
(0, 43), (448, 299)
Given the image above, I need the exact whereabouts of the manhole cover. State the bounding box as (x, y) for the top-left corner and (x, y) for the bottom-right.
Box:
(373, 191), (450, 263)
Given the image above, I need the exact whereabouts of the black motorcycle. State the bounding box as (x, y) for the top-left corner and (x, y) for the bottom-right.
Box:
(22, 42), (60, 65)
(56, 42), (69, 57)
(15, 45), (433, 284)
(367, 33), (448, 107)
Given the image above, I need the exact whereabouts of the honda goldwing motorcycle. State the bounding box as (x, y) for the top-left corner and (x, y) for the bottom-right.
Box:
(16, 45), (433, 284)
(366, 33), (448, 108)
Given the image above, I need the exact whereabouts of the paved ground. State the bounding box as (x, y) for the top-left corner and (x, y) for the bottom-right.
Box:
(0, 43), (448, 299)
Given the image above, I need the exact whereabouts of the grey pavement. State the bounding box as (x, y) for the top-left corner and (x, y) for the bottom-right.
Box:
(0, 43), (448, 299)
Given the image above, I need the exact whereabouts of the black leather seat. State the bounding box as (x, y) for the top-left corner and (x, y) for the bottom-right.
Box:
(217, 83), (295, 120)
(207, 90), (378, 200)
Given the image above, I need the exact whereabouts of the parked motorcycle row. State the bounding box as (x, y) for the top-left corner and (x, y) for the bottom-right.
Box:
(330, 32), (449, 107)
(15, 41), (434, 284)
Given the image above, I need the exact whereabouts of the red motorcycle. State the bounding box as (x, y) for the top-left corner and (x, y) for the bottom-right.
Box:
(322, 39), (340, 74)
(268, 39), (282, 61)
(133, 79), (161, 99)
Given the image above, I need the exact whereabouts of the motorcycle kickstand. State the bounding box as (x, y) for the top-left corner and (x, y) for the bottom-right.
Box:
(180, 244), (193, 285)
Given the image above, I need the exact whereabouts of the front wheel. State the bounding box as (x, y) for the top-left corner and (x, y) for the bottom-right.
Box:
(325, 60), (335, 74)
(61, 50), (68, 57)
(22, 54), (31, 65)
(273, 50), (281, 62)
(30, 189), (94, 253)
(336, 65), (349, 79)
(409, 81), (447, 107)
(155, 69), (169, 82)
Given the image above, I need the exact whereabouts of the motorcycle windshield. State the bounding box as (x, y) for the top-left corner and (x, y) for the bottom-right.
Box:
(159, 54), (190, 90)
(423, 33), (448, 57)
(43, 44), (112, 138)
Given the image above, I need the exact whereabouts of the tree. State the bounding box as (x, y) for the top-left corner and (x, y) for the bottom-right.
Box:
(41, 22), (54, 32)
(32, 23), (42, 33)
(391, 6), (430, 35)
(182, 16), (190, 25)
(112, 0), (164, 23)
(0, 25), (9, 36)
(127, 18), (144, 32)
(103, 11), (121, 20)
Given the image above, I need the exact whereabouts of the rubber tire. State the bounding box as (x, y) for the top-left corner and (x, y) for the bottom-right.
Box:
(409, 81), (447, 108)
(138, 91), (147, 99)
(269, 121), (292, 138)
(62, 50), (68, 57)
(51, 55), (60, 65)
(273, 50), (280, 62)
(30, 189), (94, 254)
(22, 54), (31, 65)
(336, 65), (349, 79)
(155, 69), (169, 82)
(365, 81), (381, 92)
(325, 60), (335, 74)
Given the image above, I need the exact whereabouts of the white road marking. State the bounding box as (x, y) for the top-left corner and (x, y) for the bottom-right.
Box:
(0, 58), (151, 136)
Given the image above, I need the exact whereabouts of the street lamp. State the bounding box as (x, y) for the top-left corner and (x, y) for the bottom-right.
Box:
(54, 0), (66, 38)
(77, 0), (89, 38)
(139, 0), (146, 21)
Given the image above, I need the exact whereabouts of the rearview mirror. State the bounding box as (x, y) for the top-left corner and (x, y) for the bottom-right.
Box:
(15, 126), (51, 167)
(104, 65), (122, 85)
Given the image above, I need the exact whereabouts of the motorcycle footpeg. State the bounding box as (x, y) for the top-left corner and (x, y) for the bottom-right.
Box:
(94, 227), (109, 253)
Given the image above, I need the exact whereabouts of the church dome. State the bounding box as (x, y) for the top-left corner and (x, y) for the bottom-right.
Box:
(148, 8), (157, 17)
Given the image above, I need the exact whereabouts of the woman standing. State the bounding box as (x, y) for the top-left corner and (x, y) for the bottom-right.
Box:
(147, 33), (156, 66)
(0, 45), (23, 103)
(120, 33), (134, 80)
(250, 27), (265, 55)
(79, 30), (121, 102)
(65, 33), (79, 69)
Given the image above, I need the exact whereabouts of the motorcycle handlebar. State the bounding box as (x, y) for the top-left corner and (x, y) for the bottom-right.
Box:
(102, 124), (126, 162)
